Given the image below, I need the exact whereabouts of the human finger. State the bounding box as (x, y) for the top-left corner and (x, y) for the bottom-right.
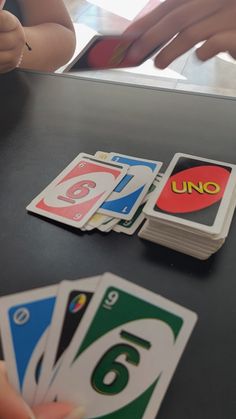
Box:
(0, 0), (6, 11)
(154, 3), (236, 67)
(0, 48), (23, 72)
(0, 10), (19, 32)
(126, 0), (224, 63)
(0, 30), (22, 51)
(33, 403), (85, 419)
(0, 362), (35, 419)
(197, 30), (236, 60)
(125, 0), (188, 37)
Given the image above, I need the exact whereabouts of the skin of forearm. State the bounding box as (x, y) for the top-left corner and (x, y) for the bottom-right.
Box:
(20, 23), (76, 71)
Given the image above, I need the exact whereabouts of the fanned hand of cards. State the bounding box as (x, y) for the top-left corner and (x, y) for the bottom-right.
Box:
(0, 273), (197, 419)
(139, 153), (236, 260)
(26, 151), (163, 235)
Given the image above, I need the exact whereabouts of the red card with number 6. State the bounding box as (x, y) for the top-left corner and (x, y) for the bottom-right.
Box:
(27, 153), (128, 228)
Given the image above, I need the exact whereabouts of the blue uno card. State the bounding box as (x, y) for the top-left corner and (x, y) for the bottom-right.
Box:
(98, 153), (162, 220)
(0, 285), (57, 406)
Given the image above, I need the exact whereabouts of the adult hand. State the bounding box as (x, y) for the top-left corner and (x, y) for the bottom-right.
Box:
(0, 362), (84, 419)
(125, 0), (236, 68)
(0, 9), (25, 73)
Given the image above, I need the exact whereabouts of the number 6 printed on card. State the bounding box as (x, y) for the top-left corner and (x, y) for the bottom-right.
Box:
(27, 153), (128, 229)
(48, 273), (197, 419)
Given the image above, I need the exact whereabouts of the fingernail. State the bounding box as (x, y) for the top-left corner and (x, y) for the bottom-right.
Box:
(64, 406), (86, 419)
(155, 62), (167, 70)
(155, 59), (167, 69)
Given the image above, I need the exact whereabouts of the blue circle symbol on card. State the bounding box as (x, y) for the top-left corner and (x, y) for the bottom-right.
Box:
(69, 294), (87, 313)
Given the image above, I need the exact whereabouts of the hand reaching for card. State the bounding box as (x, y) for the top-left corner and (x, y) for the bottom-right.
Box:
(125, 0), (236, 68)
(0, 362), (84, 419)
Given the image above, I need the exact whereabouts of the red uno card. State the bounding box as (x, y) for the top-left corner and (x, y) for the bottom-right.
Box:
(70, 35), (163, 71)
(27, 154), (128, 228)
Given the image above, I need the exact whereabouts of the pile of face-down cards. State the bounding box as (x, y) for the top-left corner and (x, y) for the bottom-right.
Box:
(139, 153), (236, 260)
(0, 273), (197, 419)
(27, 152), (163, 235)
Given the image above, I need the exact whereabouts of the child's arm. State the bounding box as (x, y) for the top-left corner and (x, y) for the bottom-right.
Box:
(18, 0), (76, 71)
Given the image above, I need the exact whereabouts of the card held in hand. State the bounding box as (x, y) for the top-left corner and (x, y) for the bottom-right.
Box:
(0, 285), (57, 406)
(35, 276), (100, 404)
(51, 273), (197, 419)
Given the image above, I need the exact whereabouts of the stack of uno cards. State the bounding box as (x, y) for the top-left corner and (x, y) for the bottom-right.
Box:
(139, 153), (236, 260)
(0, 273), (197, 418)
(27, 152), (163, 235)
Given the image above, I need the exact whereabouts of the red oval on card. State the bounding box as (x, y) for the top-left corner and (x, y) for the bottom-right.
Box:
(156, 165), (230, 213)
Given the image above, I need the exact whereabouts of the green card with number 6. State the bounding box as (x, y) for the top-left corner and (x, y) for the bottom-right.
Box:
(53, 273), (197, 418)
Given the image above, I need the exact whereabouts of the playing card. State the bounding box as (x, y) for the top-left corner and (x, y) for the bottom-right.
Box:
(86, 213), (112, 230)
(68, 35), (163, 72)
(114, 173), (163, 235)
(97, 152), (162, 220)
(97, 178), (161, 233)
(144, 153), (236, 236)
(50, 273), (197, 419)
(35, 276), (100, 404)
(0, 285), (57, 406)
(27, 153), (128, 229)
(113, 200), (146, 235)
(138, 227), (211, 259)
(141, 220), (223, 251)
(97, 217), (119, 232)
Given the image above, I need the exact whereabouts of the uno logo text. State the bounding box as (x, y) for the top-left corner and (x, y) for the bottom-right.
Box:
(171, 181), (221, 195)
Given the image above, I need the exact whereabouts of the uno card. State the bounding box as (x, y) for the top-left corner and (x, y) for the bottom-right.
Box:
(113, 200), (146, 235)
(0, 285), (57, 406)
(144, 153), (236, 236)
(51, 273), (197, 419)
(97, 217), (119, 232)
(35, 276), (100, 404)
(98, 152), (162, 220)
(96, 181), (159, 233)
(113, 174), (163, 235)
(85, 213), (112, 230)
(27, 153), (128, 229)
(69, 35), (163, 71)
(138, 225), (211, 259)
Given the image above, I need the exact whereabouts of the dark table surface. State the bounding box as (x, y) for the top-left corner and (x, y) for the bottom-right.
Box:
(0, 69), (236, 419)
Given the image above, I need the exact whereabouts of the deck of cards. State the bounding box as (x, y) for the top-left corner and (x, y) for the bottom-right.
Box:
(139, 153), (236, 260)
(0, 273), (197, 418)
(26, 151), (163, 235)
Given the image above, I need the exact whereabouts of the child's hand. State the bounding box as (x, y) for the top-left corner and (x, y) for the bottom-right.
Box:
(0, 361), (85, 419)
(125, 0), (236, 68)
(0, 10), (25, 73)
